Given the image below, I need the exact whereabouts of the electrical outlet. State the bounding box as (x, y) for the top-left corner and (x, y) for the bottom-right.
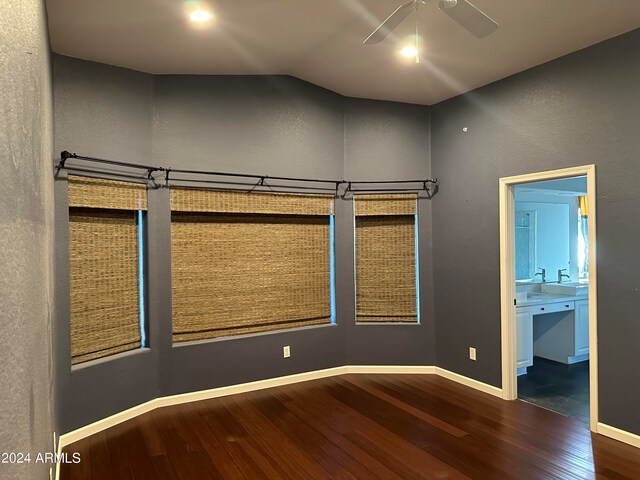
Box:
(469, 347), (477, 361)
(283, 345), (291, 358)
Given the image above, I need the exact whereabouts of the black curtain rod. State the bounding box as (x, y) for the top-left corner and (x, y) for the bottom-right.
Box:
(55, 166), (153, 183)
(56, 151), (439, 193)
(165, 167), (344, 185)
(346, 188), (431, 193)
(168, 177), (339, 193)
(57, 151), (164, 178)
(345, 180), (436, 193)
(347, 179), (437, 185)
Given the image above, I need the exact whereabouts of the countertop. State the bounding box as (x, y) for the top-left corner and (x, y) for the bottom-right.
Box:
(517, 292), (588, 307)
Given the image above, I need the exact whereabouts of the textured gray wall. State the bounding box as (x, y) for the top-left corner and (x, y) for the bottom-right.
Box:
(344, 98), (431, 180)
(153, 75), (345, 178)
(431, 29), (640, 435)
(53, 54), (153, 162)
(53, 56), (433, 432)
(0, 1), (54, 479)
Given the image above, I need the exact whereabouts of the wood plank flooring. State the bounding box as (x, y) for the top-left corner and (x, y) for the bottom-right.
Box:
(61, 374), (640, 479)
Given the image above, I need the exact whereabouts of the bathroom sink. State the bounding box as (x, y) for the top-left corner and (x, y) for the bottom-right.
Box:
(541, 282), (588, 296)
(527, 292), (547, 298)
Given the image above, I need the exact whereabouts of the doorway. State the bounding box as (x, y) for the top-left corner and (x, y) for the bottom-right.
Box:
(499, 165), (598, 432)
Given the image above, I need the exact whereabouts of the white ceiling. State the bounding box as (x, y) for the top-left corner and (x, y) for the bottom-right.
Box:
(46, 0), (640, 105)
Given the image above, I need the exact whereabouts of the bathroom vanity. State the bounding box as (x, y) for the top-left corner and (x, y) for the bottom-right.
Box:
(515, 283), (589, 375)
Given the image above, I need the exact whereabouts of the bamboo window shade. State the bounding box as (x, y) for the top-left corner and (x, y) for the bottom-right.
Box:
(68, 175), (146, 364)
(355, 194), (418, 323)
(171, 188), (334, 342)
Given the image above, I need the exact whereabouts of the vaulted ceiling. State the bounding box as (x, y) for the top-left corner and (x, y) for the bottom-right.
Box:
(46, 0), (640, 105)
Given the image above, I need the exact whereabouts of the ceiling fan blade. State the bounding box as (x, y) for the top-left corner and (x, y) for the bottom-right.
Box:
(363, 0), (417, 45)
(438, 0), (498, 38)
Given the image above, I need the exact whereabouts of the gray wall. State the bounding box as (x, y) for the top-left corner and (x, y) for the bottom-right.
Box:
(53, 54), (153, 162)
(0, 1), (54, 479)
(153, 75), (345, 178)
(53, 56), (433, 432)
(431, 28), (640, 435)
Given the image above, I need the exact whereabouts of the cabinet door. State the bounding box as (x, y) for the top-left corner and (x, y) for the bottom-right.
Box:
(574, 299), (589, 356)
(516, 310), (534, 369)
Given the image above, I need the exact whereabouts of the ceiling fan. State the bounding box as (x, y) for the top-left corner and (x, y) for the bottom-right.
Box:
(363, 0), (499, 46)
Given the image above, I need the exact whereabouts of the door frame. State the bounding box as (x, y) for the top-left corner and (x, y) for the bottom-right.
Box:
(499, 165), (598, 431)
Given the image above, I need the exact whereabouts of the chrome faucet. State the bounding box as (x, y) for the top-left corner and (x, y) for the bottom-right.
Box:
(534, 268), (546, 283)
(558, 269), (570, 283)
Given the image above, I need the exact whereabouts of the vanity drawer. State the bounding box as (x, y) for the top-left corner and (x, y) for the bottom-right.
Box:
(531, 301), (574, 315)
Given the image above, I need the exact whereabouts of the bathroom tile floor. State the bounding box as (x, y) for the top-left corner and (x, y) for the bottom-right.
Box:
(518, 356), (590, 424)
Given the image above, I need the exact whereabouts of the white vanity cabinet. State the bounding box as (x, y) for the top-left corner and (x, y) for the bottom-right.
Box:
(516, 309), (533, 372)
(574, 299), (589, 357)
(516, 296), (589, 372)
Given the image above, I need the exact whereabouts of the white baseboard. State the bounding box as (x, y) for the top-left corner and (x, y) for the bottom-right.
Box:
(346, 365), (436, 375)
(597, 422), (640, 449)
(435, 367), (503, 398)
(155, 366), (349, 408)
(60, 399), (158, 448)
(154, 365), (433, 409)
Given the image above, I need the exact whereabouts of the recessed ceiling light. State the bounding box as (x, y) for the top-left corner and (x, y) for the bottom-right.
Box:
(400, 45), (418, 58)
(189, 10), (212, 22)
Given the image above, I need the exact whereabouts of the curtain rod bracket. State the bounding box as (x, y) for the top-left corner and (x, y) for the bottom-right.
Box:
(147, 167), (161, 180)
(57, 150), (76, 171)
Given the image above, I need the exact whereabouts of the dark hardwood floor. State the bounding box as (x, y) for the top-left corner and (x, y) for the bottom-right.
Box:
(518, 357), (590, 424)
(61, 374), (640, 479)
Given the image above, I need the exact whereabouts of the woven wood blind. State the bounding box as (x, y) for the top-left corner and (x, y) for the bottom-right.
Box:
(354, 194), (416, 216)
(171, 188), (332, 215)
(68, 176), (146, 364)
(355, 194), (417, 323)
(170, 189), (333, 342)
(68, 175), (147, 210)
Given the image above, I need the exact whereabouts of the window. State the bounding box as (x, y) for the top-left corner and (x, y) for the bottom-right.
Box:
(354, 194), (419, 323)
(578, 195), (589, 278)
(68, 176), (147, 364)
(170, 188), (334, 342)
